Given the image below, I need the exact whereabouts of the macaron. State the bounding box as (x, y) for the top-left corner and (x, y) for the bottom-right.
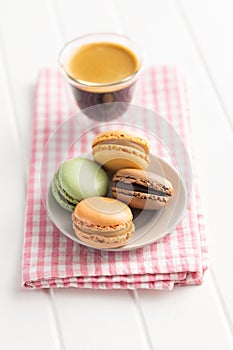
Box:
(92, 130), (150, 172)
(72, 197), (134, 249)
(51, 157), (109, 212)
(112, 168), (174, 210)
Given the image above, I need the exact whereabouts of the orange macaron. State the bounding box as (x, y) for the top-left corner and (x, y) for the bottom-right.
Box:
(72, 197), (134, 249)
(92, 130), (150, 171)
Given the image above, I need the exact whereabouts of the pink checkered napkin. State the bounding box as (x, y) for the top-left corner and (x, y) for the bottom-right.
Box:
(22, 66), (208, 290)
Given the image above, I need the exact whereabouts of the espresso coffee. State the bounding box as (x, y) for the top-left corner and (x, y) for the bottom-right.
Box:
(67, 42), (139, 84)
(60, 35), (142, 120)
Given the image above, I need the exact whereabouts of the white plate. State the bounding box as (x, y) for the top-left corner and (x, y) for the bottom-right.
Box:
(46, 154), (188, 251)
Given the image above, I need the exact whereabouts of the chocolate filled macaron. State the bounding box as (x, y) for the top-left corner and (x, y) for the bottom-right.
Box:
(112, 168), (174, 210)
(51, 157), (108, 212)
(92, 130), (150, 172)
(72, 197), (134, 249)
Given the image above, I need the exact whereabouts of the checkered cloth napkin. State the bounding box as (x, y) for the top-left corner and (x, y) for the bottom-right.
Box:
(22, 66), (208, 289)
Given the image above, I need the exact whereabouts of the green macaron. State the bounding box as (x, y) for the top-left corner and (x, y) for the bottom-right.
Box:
(51, 157), (109, 212)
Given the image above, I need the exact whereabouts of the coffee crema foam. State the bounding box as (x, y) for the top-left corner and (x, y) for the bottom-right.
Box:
(67, 42), (139, 86)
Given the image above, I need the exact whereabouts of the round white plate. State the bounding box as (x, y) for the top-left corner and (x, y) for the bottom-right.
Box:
(46, 154), (187, 251)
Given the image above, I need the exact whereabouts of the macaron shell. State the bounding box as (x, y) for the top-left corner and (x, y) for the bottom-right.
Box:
(112, 190), (168, 210)
(113, 168), (174, 193)
(92, 129), (150, 154)
(72, 216), (132, 234)
(73, 197), (133, 226)
(51, 176), (75, 212)
(58, 158), (109, 201)
(93, 145), (150, 171)
(54, 171), (78, 205)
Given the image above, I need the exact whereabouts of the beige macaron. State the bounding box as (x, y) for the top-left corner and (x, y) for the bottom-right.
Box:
(72, 197), (134, 249)
(112, 168), (174, 210)
(92, 130), (150, 172)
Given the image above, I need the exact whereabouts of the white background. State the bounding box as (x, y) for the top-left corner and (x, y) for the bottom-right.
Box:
(0, 0), (233, 349)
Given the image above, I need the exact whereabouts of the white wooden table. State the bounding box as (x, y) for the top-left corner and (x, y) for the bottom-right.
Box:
(0, 0), (233, 349)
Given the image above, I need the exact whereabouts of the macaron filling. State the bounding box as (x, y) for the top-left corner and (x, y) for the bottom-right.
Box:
(55, 172), (79, 205)
(73, 220), (134, 237)
(74, 229), (133, 245)
(55, 185), (77, 206)
(113, 181), (172, 196)
(99, 139), (147, 153)
(52, 171), (77, 211)
(92, 144), (150, 162)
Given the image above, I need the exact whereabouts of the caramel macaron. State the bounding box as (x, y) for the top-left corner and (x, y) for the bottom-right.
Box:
(92, 130), (150, 172)
(72, 197), (134, 249)
(112, 168), (174, 210)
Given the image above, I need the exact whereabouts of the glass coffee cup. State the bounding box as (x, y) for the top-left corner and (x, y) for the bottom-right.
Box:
(59, 33), (143, 120)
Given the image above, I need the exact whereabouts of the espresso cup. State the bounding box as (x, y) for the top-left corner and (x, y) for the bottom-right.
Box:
(59, 33), (143, 120)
